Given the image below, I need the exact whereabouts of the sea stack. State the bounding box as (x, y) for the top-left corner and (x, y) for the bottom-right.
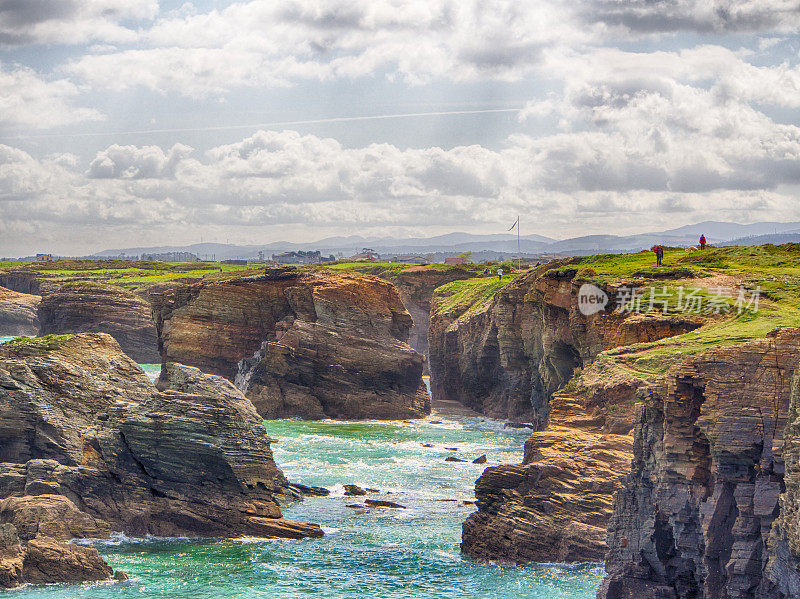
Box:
(152, 269), (430, 419)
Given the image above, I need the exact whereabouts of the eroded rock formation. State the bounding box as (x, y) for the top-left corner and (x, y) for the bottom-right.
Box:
(38, 282), (160, 362)
(0, 287), (40, 336)
(462, 361), (643, 563)
(430, 265), (702, 421)
(153, 269), (429, 419)
(599, 329), (800, 599)
(0, 333), (322, 587)
(0, 521), (119, 588)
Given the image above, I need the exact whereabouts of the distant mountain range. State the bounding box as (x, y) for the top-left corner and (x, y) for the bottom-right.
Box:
(91, 221), (800, 261)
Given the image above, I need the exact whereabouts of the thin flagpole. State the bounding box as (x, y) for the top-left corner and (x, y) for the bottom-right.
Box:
(517, 215), (521, 271)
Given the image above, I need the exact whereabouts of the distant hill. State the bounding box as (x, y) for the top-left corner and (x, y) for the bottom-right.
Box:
(659, 221), (800, 239)
(91, 221), (800, 261)
(723, 232), (800, 246)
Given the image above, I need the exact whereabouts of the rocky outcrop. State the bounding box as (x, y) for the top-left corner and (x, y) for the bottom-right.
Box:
(462, 362), (643, 563)
(153, 269), (429, 419)
(599, 329), (800, 599)
(0, 333), (322, 586)
(0, 522), (119, 588)
(38, 282), (160, 363)
(430, 265), (702, 421)
(771, 362), (800, 599)
(0, 272), (60, 296)
(0, 287), (40, 336)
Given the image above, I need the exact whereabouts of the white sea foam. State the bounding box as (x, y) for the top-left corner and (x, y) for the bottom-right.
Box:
(320, 526), (340, 534)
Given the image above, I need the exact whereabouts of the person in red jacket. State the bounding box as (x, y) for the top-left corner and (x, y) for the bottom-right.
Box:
(699, 234), (707, 250)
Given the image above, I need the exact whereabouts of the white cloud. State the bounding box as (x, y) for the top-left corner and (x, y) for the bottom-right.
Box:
(57, 0), (800, 97)
(0, 0), (158, 46)
(3, 103), (800, 242)
(0, 63), (103, 130)
(581, 0), (800, 35)
(65, 1), (589, 96)
(87, 143), (194, 179)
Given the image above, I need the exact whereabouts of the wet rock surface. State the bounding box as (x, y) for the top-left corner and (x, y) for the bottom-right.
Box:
(0, 521), (121, 588)
(0, 333), (322, 587)
(153, 270), (429, 420)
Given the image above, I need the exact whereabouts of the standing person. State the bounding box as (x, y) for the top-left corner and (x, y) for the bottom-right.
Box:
(656, 245), (664, 267)
(497, 268), (504, 281)
(699, 234), (706, 250)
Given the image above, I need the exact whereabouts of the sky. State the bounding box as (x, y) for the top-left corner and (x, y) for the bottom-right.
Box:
(1, 1), (800, 256)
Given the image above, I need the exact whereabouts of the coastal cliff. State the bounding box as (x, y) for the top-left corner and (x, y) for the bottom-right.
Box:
(0, 333), (322, 587)
(429, 264), (702, 421)
(349, 265), (478, 373)
(455, 246), (800, 575)
(38, 282), (160, 362)
(152, 269), (429, 419)
(448, 262), (700, 564)
(461, 354), (643, 562)
(0, 287), (40, 336)
(599, 329), (800, 599)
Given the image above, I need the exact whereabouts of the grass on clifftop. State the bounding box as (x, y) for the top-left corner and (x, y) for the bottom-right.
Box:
(0, 260), (255, 291)
(568, 245), (800, 378)
(0, 334), (74, 350)
(433, 274), (521, 320)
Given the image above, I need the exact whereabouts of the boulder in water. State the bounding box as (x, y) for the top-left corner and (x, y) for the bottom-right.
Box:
(343, 485), (367, 496)
(364, 499), (406, 509)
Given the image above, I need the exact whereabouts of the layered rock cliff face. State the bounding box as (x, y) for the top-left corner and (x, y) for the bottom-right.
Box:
(0, 287), (40, 336)
(773, 364), (800, 599)
(462, 359), (643, 563)
(430, 266), (702, 421)
(0, 272), (59, 296)
(153, 269), (429, 420)
(449, 265), (706, 566)
(599, 329), (800, 599)
(38, 282), (160, 363)
(0, 333), (321, 587)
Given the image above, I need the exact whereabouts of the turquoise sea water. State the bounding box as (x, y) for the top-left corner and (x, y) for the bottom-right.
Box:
(0, 339), (604, 598)
(140, 363), (162, 382)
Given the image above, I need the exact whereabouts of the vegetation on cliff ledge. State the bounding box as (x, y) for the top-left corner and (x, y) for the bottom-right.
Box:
(432, 274), (521, 320)
(569, 245), (800, 378)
